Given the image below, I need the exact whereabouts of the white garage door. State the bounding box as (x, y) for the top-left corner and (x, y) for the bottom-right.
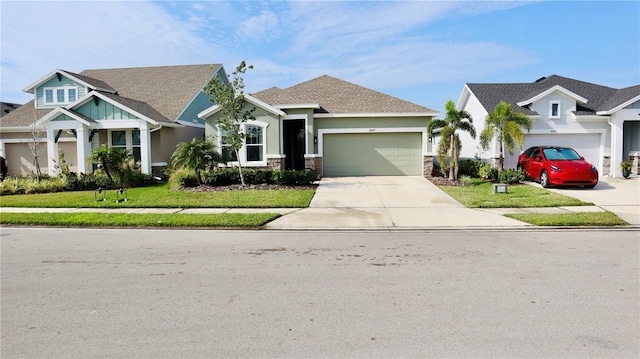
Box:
(323, 132), (423, 176)
(516, 134), (601, 169)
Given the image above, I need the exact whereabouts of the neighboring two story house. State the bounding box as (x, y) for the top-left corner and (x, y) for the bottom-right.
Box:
(0, 65), (223, 177)
(198, 75), (438, 177)
(455, 75), (640, 177)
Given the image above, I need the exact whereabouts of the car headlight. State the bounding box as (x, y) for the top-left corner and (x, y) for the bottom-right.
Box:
(550, 164), (563, 172)
(591, 165), (597, 172)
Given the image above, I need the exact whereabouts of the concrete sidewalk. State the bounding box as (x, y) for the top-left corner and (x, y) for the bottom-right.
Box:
(2, 176), (635, 229)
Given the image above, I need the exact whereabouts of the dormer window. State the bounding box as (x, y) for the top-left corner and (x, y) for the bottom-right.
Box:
(44, 86), (78, 105)
(550, 101), (560, 118)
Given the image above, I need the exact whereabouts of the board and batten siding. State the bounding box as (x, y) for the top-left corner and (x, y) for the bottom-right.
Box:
(35, 76), (87, 109)
(74, 98), (139, 121)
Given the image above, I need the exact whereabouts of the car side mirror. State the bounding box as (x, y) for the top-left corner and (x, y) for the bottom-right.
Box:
(580, 156), (585, 160)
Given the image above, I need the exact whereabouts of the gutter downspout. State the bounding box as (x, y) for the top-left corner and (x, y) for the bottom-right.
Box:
(607, 118), (616, 178)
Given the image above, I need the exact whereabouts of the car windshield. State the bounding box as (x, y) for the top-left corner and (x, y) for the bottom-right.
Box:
(543, 147), (582, 160)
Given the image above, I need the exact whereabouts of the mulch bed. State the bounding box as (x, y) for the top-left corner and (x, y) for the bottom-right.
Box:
(426, 176), (474, 187)
(183, 183), (318, 192)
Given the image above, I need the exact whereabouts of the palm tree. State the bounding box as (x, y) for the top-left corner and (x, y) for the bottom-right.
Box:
(89, 145), (132, 185)
(479, 101), (532, 171)
(171, 137), (221, 184)
(427, 100), (476, 180)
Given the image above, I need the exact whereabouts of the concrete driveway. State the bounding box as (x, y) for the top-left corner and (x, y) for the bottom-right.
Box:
(266, 176), (528, 229)
(537, 176), (640, 225)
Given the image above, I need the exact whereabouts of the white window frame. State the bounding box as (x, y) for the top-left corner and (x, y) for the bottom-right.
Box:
(217, 120), (268, 167)
(43, 86), (79, 105)
(108, 128), (141, 164)
(550, 101), (561, 119)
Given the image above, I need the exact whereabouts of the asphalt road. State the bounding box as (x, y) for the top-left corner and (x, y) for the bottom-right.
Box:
(1, 227), (638, 358)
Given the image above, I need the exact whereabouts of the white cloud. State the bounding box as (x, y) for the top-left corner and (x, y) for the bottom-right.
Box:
(0, 0), (231, 104)
(236, 10), (281, 41)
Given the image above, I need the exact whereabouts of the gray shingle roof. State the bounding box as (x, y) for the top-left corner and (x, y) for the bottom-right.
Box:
(467, 75), (637, 116)
(252, 75), (435, 114)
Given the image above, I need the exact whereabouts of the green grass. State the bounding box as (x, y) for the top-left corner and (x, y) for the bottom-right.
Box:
(0, 212), (280, 228)
(505, 212), (628, 226)
(438, 180), (591, 208)
(0, 184), (315, 208)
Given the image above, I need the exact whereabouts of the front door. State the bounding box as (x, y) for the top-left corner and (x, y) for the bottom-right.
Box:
(283, 119), (305, 170)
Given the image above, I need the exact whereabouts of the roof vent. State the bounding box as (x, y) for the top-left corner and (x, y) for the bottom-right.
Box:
(535, 76), (546, 82)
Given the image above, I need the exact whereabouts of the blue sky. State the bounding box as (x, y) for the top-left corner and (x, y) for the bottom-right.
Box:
(1, 1), (638, 116)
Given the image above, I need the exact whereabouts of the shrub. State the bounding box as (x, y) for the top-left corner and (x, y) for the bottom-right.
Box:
(272, 170), (319, 185)
(458, 159), (481, 178)
(478, 163), (498, 181)
(168, 168), (199, 190)
(498, 169), (525, 184)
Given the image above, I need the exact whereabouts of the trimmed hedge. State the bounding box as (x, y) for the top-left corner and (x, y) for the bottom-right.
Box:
(171, 167), (320, 188)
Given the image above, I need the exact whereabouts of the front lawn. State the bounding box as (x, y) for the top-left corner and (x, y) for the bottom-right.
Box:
(505, 212), (627, 226)
(437, 180), (591, 208)
(0, 212), (280, 228)
(0, 183), (315, 208)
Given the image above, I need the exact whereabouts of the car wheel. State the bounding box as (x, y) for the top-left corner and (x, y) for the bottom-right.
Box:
(540, 170), (550, 188)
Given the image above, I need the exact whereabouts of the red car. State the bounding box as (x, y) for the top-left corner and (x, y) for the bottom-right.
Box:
(517, 146), (598, 188)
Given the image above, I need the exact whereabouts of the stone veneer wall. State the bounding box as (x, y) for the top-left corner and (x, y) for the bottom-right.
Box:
(602, 156), (611, 177)
(423, 156), (433, 178)
(305, 156), (323, 177)
(630, 154), (640, 175)
(267, 157), (284, 171)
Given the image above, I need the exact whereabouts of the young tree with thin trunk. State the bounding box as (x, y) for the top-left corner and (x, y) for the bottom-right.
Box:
(26, 123), (47, 181)
(479, 101), (532, 171)
(427, 100), (476, 180)
(203, 61), (255, 186)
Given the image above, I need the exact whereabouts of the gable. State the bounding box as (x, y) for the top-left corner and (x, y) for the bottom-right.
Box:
(34, 75), (88, 110)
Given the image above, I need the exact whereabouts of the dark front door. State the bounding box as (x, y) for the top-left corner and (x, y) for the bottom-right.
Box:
(283, 119), (305, 170)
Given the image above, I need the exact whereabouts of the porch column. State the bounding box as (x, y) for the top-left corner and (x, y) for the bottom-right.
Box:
(609, 117), (624, 177)
(75, 126), (91, 174)
(140, 124), (151, 174)
(46, 128), (58, 176)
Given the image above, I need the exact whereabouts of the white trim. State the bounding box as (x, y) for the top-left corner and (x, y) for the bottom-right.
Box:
(516, 85), (588, 107)
(281, 114), (309, 158)
(198, 94), (286, 119)
(176, 119), (205, 128)
(43, 85), (79, 105)
(314, 112), (438, 118)
(217, 120), (269, 167)
(317, 127), (428, 156)
(73, 91), (160, 126)
(273, 103), (321, 110)
(23, 69), (116, 95)
(317, 127), (428, 177)
(266, 154), (286, 159)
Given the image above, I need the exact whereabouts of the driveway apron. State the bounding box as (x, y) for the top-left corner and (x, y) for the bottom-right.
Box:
(265, 176), (528, 229)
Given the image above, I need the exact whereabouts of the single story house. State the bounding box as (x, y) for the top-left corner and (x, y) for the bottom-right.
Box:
(198, 75), (439, 177)
(455, 75), (640, 177)
(0, 64), (223, 177)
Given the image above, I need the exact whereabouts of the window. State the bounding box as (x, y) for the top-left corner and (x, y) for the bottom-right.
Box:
(109, 129), (142, 165)
(550, 101), (560, 118)
(218, 122), (267, 165)
(245, 125), (264, 162)
(43, 86), (79, 105)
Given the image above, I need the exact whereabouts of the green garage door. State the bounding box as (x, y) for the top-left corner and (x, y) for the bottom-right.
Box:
(323, 132), (422, 176)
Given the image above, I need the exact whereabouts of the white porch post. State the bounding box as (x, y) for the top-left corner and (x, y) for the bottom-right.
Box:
(140, 124), (151, 174)
(75, 126), (91, 174)
(610, 117), (624, 177)
(46, 128), (58, 177)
